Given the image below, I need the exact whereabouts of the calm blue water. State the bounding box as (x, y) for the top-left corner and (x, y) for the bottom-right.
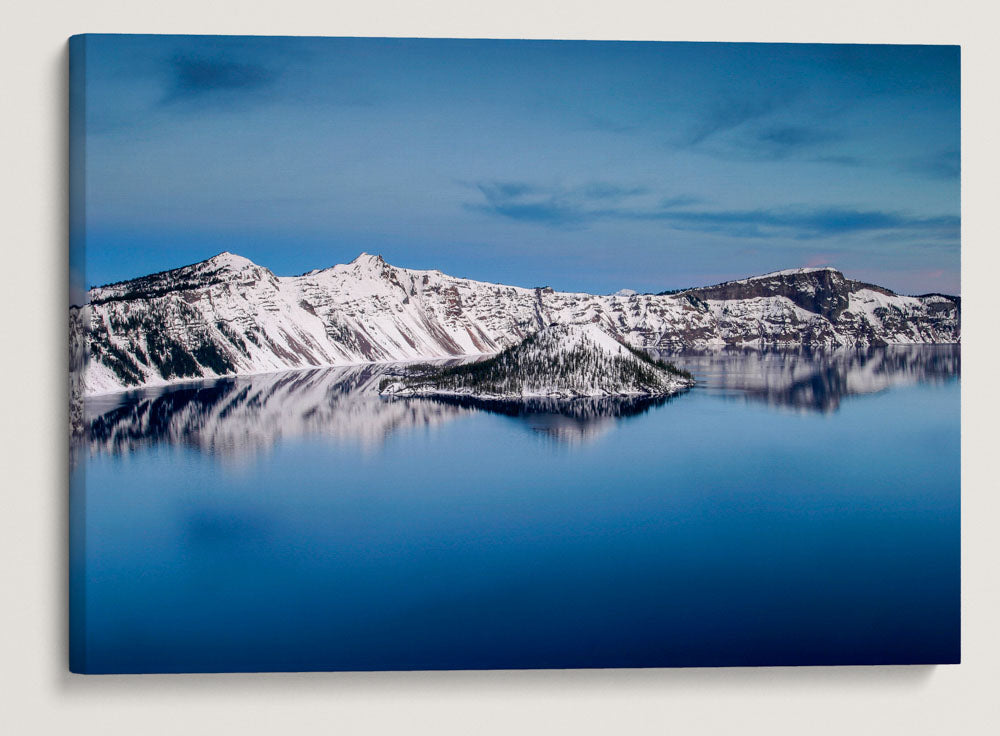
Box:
(70, 346), (960, 672)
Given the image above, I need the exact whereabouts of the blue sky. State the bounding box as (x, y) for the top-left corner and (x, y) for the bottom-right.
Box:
(72, 35), (960, 295)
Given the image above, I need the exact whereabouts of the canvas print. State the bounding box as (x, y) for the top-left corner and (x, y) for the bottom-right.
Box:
(69, 35), (960, 673)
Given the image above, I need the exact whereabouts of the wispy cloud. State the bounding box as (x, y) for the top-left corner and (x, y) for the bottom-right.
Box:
(901, 148), (960, 180)
(750, 125), (842, 159)
(689, 120), (850, 164)
(659, 194), (702, 208)
(468, 180), (656, 227)
(811, 154), (865, 168)
(686, 98), (782, 145)
(657, 207), (959, 240)
(586, 114), (640, 135)
(579, 182), (650, 200)
(683, 86), (802, 146)
(467, 180), (959, 241)
(161, 55), (278, 105)
(468, 181), (653, 226)
(470, 182), (576, 225)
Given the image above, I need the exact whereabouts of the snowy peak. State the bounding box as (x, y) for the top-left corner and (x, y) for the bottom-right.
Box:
(203, 251), (258, 270)
(194, 252), (269, 282)
(91, 251), (270, 303)
(350, 252), (387, 267)
(317, 252), (400, 285)
(346, 252), (391, 276)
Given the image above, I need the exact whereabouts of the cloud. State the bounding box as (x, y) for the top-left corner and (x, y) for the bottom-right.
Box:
(646, 206), (959, 240)
(468, 180), (653, 227)
(684, 88), (801, 146)
(686, 98), (776, 145)
(750, 125), (842, 158)
(467, 180), (959, 241)
(679, 92), (858, 166)
(586, 114), (639, 135)
(161, 55), (278, 105)
(901, 148), (960, 180)
(579, 183), (650, 200)
(483, 181), (541, 199)
(470, 182), (576, 225)
(659, 195), (703, 208)
(691, 121), (849, 164)
(756, 126), (833, 147)
(811, 154), (865, 167)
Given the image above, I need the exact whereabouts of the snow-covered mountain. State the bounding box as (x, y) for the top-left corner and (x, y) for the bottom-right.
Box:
(71, 252), (960, 396)
(381, 323), (695, 399)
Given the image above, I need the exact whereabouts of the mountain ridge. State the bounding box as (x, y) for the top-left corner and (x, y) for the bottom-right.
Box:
(71, 252), (961, 396)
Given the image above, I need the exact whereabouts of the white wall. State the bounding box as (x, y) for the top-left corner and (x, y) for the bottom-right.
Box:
(1, 2), (997, 734)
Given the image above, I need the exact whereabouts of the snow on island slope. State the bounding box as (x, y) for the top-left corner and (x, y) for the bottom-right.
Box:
(380, 324), (696, 400)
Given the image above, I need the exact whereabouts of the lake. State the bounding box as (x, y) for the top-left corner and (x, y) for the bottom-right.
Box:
(70, 345), (960, 672)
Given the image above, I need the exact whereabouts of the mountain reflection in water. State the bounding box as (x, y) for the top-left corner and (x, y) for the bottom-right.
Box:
(77, 344), (959, 459)
(82, 364), (473, 461)
(655, 344), (959, 414)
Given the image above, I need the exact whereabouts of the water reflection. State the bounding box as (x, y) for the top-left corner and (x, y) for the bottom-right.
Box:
(415, 394), (679, 444)
(77, 345), (959, 459)
(655, 344), (960, 413)
(82, 364), (474, 461)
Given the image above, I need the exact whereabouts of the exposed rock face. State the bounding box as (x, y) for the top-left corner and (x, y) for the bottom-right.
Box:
(669, 268), (959, 348)
(685, 268), (873, 321)
(72, 254), (960, 396)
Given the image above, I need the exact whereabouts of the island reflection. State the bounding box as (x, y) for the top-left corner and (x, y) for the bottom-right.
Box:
(412, 393), (680, 445)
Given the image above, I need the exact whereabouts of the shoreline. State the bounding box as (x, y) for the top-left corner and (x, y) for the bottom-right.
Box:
(78, 353), (491, 399)
(78, 340), (962, 400)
